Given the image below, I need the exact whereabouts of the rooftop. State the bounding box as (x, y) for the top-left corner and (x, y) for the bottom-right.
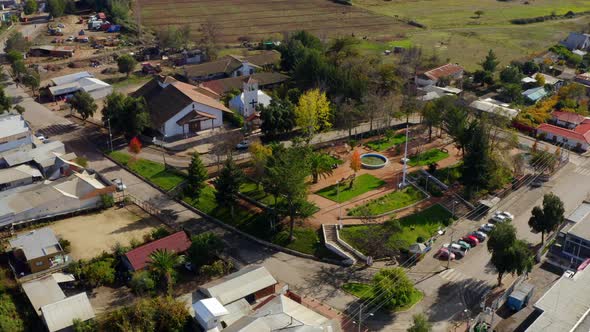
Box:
(0, 164), (42, 184)
(1, 140), (65, 167)
(537, 120), (590, 144)
(41, 292), (95, 332)
(421, 63), (464, 81)
(49, 76), (111, 97)
(469, 98), (520, 119)
(50, 71), (93, 86)
(124, 231), (191, 271)
(0, 113), (29, 140)
(181, 50), (280, 78)
(9, 227), (61, 260)
(22, 276), (66, 315)
(200, 265), (277, 305)
(200, 72), (289, 95)
(527, 263), (590, 332)
(552, 111), (587, 125)
(522, 86), (548, 102)
(567, 202), (590, 241)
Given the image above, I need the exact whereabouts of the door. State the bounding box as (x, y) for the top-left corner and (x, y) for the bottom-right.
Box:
(189, 121), (201, 133)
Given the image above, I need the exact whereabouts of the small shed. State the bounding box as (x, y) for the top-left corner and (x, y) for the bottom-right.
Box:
(199, 265), (277, 305)
(40, 292), (95, 332)
(193, 298), (229, 331)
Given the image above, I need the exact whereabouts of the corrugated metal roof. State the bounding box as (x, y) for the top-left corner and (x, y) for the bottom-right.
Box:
(41, 292), (95, 332)
(51, 71), (93, 86)
(124, 231), (191, 271)
(22, 276), (66, 315)
(0, 164), (42, 184)
(200, 265), (277, 305)
(9, 227), (61, 260)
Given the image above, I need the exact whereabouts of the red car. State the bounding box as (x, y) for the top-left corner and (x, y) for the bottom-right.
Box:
(462, 236), (479, 247)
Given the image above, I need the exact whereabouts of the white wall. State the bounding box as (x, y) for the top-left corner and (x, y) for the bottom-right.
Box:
(88, 86), (113, 100)
(163, 102), (223, 137)
(231, 63), (256, 77)
(539, 131), (589, 151)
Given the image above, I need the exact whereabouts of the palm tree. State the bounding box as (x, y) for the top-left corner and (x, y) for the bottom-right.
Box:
(147, 249), (184, 294)
(308, 152), (335, 184)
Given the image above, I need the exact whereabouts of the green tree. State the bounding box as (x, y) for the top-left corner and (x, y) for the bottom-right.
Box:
(188, 232), (224, 268)
(295, 89), (331, 141)
(117, 54), (137, 77)
(4, 32), (30, 52)
(474, 10), (484, 18)
(13, 104), (25, 115)
(408, 313), (432, 332)
(0, 86), (12, 114)
(5, 50), (22, 64)
(47, 0), (66, 17)
(481, 49), (499, 72)
(500, 66), (522, 84)
(461, 119), (492, 198)
(259, 99), (296, 138)
(22, 70), (40, 97)
(264, 146), (310, 240)
(84, 259), (115, 287)
(249, 142), (272, 186)
(421, 100), (442, 141)
(529, 150), (557, 172)
(129, 270), (156, 295)
(102, 93), (150, 137)
(308, 151), (334, 183)
(186, 153), (208, 199)
(522, 61), (540, 75)
(9, 59), (26, 85)
(24, 0), (37, 14)
(487, 223), (533, 286)
(147, 249), (184, 294)
(214, 156), (245, 220)
(102, 297), (190, 332)
(499, 83), (523, 104)
(72, 318), (97, 332)
(441, 100), (472, 155)
(372, 268), (417, 310)
(69, 91), (97, 121)
(528, 193), (565, 244)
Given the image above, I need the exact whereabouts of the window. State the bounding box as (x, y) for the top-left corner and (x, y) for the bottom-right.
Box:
(35, 261), (43, 266)
(249, 69), (254, 75)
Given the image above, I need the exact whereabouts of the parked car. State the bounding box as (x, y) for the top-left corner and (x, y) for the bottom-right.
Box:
(462, 236), (478, 247)
(436, 247), (455, 260)
(35, 134), (47, 142)
(111, 178), (127, 192)
(444, 243), (465, 258)
(492, 211), (513, 222)
(236, 140), (251, 150)
(470, 231), (487, 242)
(66, 35), (74, 42)
(457, 240), (471, 251)
(491, 214), (508, 223)
(480, 223), (495, 233)
(531, 180), (543, 188)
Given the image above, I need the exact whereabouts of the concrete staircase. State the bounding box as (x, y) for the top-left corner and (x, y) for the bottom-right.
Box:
(322, 224), (366, 265)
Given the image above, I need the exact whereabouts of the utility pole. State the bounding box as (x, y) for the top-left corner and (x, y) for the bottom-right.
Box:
(401, 124), (409, 187)
(337, 180), (342, 229)
(107, 118), (113, 152)
(447, 232), (453, 269)
(358, 304), (362, 332)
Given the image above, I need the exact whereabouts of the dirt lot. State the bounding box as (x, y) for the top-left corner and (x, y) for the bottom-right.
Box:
(48, 205), (163, 260)
(138, 0), (413, 43)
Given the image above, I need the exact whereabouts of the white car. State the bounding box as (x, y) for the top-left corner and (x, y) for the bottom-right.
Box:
(491, 214), (507, 223)
(66, 35), (75, 42)
(236, 140), (251, 150)
(474, 231), (488, 239)
(35, 134), (47, 142)
(480, 223), (495, 233)
(443, 243), (465, 258)
(494, 211), (514, 220)
(111, 178), (127, 192)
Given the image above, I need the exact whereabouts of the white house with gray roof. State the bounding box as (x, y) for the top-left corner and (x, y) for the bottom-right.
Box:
(0, 113), (32, 153)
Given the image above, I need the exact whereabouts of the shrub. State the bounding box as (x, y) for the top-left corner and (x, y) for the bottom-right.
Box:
(101, 194), (114, 208)
(73, 318), (98, 332)
(59, 238), (71, 253)
(130, 271), (156, 295)
(199, 260), (233, 278)
(151, 227), (171, 241)
(74, 156), (88, 168)
(416, 236), (425, 243)
(226, 110), (244, 128)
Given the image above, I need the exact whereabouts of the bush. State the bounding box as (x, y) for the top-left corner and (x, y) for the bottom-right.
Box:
(416, 236), (425, 243)
(226, 110), (244, 128)
(129, 271), (156, 295)
(59, 238), (71, 253)
(72, 318), (98, 332)
(74, 156), (88, 167)
(101, 194), (114, 208)
(199, 260), (233, 279)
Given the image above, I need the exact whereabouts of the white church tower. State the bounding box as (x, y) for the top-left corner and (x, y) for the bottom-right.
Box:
(242, 76), (259, 118)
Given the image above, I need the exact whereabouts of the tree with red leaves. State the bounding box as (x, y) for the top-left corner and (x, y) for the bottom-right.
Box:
(128, 137), (142, 158)
(349, 149), (361, 188)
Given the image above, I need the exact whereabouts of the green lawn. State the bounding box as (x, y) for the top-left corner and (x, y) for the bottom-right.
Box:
(432, 163), (463, 185)
(315, 174), (386, 203)
(239, 180), (319, 214)
(108, 151), (185, 191)
(106, 74), (151, 89)
(366, 133), (407, 152)
(341, 204), (454, 252)
(185, 186), (330, 257)
(347, 186), (425, 216)
(342, 282), (424, 312)
(409, 149), (449, 167)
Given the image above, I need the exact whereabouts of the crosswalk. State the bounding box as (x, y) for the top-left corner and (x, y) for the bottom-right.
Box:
(574, 166), (590, 177)
(438, 269), (492, 307)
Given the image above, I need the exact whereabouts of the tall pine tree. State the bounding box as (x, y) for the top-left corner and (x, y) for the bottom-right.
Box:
(214, 156), (245, 220)
(186, 153), (208, 199)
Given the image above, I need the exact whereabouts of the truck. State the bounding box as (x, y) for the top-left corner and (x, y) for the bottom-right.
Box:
(507, 283), (534, 311)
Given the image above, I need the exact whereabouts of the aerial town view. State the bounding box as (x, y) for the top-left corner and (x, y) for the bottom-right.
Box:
(0, 0), (590, 331)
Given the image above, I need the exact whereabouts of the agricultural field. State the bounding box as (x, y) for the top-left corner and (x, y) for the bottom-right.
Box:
(137, 0), (412, 43)
(355, 0), (590, 69)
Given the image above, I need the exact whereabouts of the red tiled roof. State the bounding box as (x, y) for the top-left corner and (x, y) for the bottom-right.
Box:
(552, 111), (586, 125)
(422, 63), (464, 81)
(537, 122), (590, 144)
(124, 231), (191, 271)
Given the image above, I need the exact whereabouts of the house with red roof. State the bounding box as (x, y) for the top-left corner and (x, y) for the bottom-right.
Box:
(123, 231), (191, 272)
(551, 111), (587, 129)
(415, 63), (464, 87)
(537, 117), (590, 152)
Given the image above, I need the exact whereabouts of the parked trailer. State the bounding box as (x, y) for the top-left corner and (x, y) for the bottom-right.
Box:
(507, 283), (534, 311)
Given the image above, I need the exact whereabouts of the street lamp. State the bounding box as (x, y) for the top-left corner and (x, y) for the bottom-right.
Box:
(336, 180), (342, 229)
(400, 124), (410, 188)
(452, 200), (458, 217)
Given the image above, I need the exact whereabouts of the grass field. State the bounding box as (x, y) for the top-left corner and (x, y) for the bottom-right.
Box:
(342, 282), (423, 312)
(365, 133), (407, 152)
(138, 0), (411, 43)
(315, 173), (385, 203)
(409, 149), (449, 167)
(341, 204), (453, 251)
(108, 151), (185, 191)
(355, 0), (590, 69)
(347, 186), (425, 216)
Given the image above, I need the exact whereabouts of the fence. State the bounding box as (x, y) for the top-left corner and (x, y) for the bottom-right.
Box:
(118, 194), (181, 232)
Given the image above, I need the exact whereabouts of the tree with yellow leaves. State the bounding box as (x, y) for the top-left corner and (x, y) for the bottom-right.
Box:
(295, 89), (332, 141)
(534, 73), (546, 87)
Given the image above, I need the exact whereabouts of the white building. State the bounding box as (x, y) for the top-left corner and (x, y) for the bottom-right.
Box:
(469, 98), (520, 119)
(229, 77), (272, 118)
(194, 298), (230, 332)
(133, 76), (231, 138)
(48, 71), (112, 100)
(0, 113), (32, 153)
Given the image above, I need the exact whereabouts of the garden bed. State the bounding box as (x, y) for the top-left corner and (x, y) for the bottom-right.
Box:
(342, 282), (423, 312)
(365, 133), (407, 152)
(409, 148), (450, 166)
(340, 204), (454, 252)
(347, 186), (425, 216)
(315, 174), (386, 203)
(108, 151), (185, 191)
